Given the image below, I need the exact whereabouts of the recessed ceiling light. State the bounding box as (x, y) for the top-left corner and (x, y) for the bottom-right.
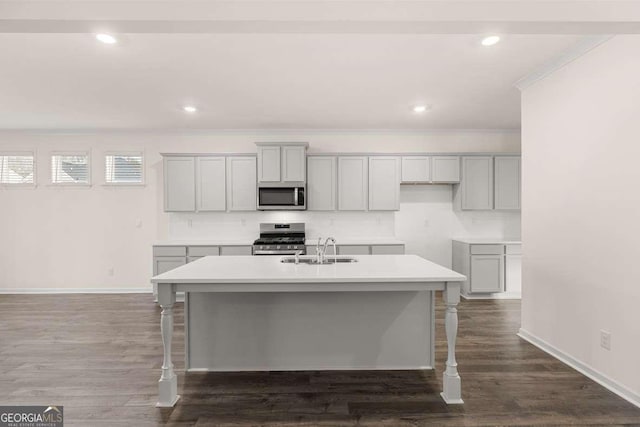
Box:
(481, 35), (501, 46)
(95, 33), (117, 44)
(183, 105), (198, 113)
(413, 105), (429, 113)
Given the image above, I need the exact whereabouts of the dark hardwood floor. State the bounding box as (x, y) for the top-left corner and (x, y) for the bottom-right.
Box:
(1, 293), (639, 426)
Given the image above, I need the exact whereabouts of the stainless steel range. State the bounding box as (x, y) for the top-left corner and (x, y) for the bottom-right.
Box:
(252, 223), (307, 256)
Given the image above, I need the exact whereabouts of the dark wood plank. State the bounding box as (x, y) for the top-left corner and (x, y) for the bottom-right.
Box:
(0, 293), (639, 426)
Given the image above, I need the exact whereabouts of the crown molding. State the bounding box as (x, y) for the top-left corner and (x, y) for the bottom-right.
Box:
(0, 128), (521, 136)
(515, 35), (614, 91)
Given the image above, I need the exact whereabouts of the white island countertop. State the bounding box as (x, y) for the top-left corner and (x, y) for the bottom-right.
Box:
(151, 254), (464, 284)
(452, 237), (522, 245)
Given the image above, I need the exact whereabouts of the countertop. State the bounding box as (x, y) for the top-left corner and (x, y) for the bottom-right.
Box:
(151, 254), (465, 284)
(304, 238), (405, 246)
(153, 238), (405, 247)
(452, 237), (522, 245)
(153, 240), (252, 246)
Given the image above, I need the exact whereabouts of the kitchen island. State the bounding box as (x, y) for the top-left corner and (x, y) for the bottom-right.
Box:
(151, 254), (466, 407)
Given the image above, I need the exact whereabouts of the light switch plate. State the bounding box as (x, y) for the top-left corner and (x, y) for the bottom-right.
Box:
(600, 330), (611, 351)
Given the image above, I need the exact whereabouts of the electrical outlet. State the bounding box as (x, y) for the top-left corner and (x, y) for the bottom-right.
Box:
(600, 330), (611, 351)
(108, 268), (114, 277)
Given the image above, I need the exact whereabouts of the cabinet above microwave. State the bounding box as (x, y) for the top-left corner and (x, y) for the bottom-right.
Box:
(256, 142), (308, 185)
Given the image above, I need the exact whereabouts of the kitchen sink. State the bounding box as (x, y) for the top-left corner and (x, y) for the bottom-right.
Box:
(280, 256), (358, 265)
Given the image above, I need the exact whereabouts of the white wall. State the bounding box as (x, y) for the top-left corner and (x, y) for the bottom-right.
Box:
(0, 130), (520, 291)
(521, 36), (640, 403)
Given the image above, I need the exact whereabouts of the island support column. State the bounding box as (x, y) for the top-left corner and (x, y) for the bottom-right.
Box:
(156, 283), (180, 407)
(441, 282), (463, 404)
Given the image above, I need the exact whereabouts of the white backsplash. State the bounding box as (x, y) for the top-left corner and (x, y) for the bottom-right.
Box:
(169, 185), (521, 268)
(169, 210), (396, 241)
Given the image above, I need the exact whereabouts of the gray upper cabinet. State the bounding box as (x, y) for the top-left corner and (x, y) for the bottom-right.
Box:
(401, 156), (430, 183)
(338, 156), (368, 211)
(307, 156), (336, 211)
(369, 156), (400, 211)
(494, 156), (521, 210)
(226, 156), (257, 211)
(457, 155), (521, 211)
(196, 157), (226, 211)
(431, 156), (460, 183)
(256, 143), (307, 184)
(164, 156), (196, 212)
(282, 145), (306, 182)
(257, 146), (281, 183)
(400, 155), (459, 184)
(461, 156), (494, 210)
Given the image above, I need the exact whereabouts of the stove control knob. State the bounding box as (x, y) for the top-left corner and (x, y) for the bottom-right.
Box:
(276, 245), (281, 249)
(287, 245), (292, 249)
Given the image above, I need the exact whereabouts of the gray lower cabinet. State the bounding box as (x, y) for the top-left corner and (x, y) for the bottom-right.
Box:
(452, 241), (520, 296)
(337, 245), (371, 255)
(152, 244), (249, 301)
(470, 255), (504, 293)
(305, 244), (405, 256)
(188, 246), (220, 257)
(220, 246), (253, 256)
(371, 245), (405, 255)
(152, 252), (187, 301)
(154, 256), (187, 276)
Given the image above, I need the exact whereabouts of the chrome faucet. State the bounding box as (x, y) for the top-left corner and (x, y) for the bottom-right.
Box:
(316, 237), (323, 263)
(294, 250), (303, 265)
(322, 237), (336, 263)
(314, 237), (337, 264)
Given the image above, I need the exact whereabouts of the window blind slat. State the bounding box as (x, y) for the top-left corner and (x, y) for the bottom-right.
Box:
(0, 154), (35, 184)
(105, 154), (143, 183)
(51, 154), (89, 184)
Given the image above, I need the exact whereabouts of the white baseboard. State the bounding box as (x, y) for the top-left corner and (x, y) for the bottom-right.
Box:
(187, 365), (434, 372)
(462, 292), (521, 300)
(518, 328), (640, 409)
(0, 288), (152, 294)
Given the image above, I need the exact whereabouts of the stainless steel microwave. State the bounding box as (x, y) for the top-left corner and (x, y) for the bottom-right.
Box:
(257, 186), (306, 210)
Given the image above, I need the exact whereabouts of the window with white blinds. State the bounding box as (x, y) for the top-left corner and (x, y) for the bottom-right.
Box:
(0, 153), (35, 184)
(105, 153), (144, 184)
(51, 153), (90, 184)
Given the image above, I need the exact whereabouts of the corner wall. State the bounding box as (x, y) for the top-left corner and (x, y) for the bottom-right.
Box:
(520, 35), (640, 403)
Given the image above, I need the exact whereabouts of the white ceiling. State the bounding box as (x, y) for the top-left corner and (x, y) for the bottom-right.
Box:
(0, 33), (583, 131)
